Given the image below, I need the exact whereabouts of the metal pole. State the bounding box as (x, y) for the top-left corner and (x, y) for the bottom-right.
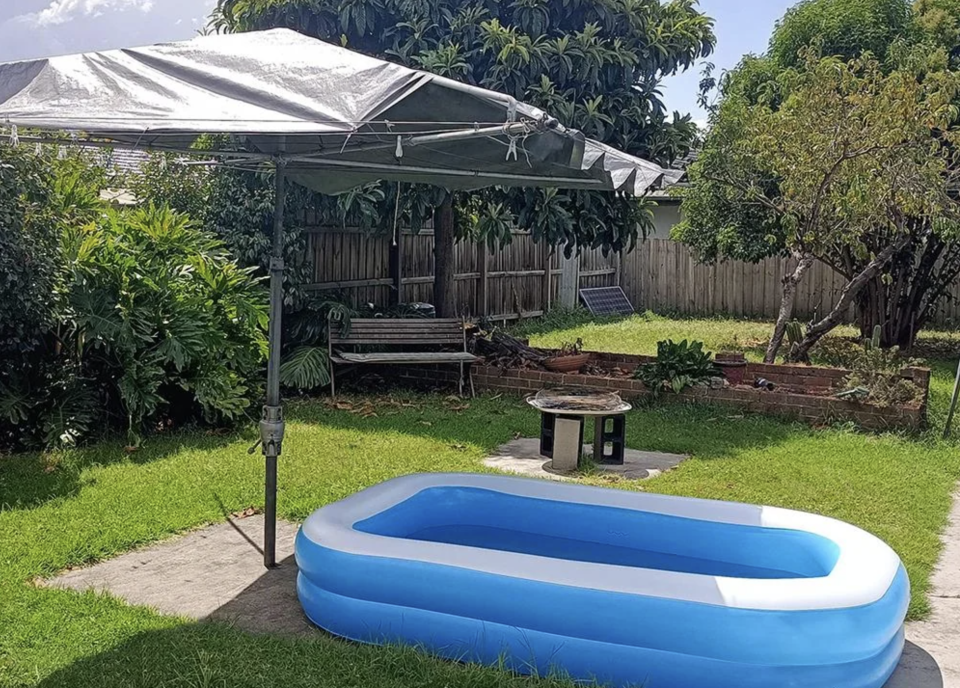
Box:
(261, 157), (287, 568)
(945, 358), (960, 440)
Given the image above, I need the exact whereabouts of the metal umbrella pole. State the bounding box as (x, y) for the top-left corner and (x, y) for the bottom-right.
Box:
(945, 357), (960, 440)
(259, 157), (287, 568)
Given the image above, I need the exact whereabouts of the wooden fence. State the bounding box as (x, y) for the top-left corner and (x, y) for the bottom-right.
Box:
(622, 238), (960, 327)
(303, 227), (619, 320)
(302, 228), (960, 327)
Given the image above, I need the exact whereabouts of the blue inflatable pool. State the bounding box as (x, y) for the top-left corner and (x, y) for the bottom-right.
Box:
(296, 473), (908, 688)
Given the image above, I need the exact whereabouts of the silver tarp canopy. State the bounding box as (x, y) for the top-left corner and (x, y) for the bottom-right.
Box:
(0, 28), (676, 195)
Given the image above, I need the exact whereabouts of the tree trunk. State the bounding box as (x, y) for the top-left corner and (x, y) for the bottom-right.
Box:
(789, 236), (912, 362)
(855, 231), (959, 350)
(433, 196), (456, 318)
(765, 253), (814, 363)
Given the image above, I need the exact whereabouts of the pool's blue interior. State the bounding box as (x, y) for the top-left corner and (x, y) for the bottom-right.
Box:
(355, 487), (841, 579)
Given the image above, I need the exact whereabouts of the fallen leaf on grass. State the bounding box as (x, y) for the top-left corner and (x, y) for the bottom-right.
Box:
(420, 421), (433, 426)
(232, 507), (260, 519)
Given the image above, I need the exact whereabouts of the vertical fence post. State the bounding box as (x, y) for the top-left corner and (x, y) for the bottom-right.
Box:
(559, 252), (579, 308)
(478, 241), (489, 317)
(389, 232), (402, 306)
(540, 241), (552, 314)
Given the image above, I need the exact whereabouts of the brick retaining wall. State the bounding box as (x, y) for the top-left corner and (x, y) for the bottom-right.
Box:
(470, 353), (930, 431)
(354, 352), (929, 431)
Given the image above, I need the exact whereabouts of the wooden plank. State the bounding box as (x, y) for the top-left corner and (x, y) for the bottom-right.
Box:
(579, 268), (618, 278)
(305, 277), (394, 290)
(540, 242), (551, 313)
(479, 241), (489, 317)
(332, 337), (464, 345)
(347, 318), (462, 325)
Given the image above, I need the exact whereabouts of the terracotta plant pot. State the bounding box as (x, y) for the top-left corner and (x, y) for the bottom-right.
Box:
(715, 352), (747, 386)
(544, 353), (591, 374)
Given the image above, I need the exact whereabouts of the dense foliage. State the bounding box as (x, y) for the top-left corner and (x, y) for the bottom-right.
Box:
(0, 145), (268, 450)
(0, 146), (59, 369)
(209, 0), (716, 315)
(677, 0), (960, 359)
(770, 0), (912, 67)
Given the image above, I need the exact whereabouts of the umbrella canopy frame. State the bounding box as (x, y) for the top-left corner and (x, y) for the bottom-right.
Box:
(0, 28), (680, 569)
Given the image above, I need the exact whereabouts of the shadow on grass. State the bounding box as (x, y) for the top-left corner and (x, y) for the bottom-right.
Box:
(33, 571), (580, 688)
(0, 428), (248, 512)
(286, 391), (808, 465)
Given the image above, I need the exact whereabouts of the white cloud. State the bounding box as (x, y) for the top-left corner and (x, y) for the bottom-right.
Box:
(30, 0), (154, 27)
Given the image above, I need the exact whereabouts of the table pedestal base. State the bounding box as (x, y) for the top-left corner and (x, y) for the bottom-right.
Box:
(540, 412), (627, 470)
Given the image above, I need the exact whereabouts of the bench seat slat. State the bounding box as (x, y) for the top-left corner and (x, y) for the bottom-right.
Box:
(332, 352), (478, 364)
(330, 338), (464, 345)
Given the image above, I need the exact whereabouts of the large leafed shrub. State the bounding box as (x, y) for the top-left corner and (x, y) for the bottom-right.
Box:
(1, 143), (268, 450)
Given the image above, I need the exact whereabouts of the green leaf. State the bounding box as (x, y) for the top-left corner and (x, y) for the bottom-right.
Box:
(280, 346), (332, 390)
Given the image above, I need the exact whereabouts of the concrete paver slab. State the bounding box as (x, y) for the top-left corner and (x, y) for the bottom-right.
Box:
(48, 515), (313, 636)
(485, 437), (688, 481)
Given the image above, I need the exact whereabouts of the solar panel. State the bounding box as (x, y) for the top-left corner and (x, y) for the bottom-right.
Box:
(579, 287), (635, 316)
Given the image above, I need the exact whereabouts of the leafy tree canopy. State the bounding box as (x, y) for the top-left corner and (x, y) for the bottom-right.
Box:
(769, 0), (912, 68)
(212, 0), (715, 165)
(678, 0), (960, 355)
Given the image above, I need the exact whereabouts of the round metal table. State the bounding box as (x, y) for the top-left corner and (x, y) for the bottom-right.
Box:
(526, 388), (632, 471)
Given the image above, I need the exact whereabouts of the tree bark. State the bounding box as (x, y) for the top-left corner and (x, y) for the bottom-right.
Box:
(433, 196), (456, 318)
(789, 236), (912, 361)
(855, 231), (959, 350)
(765, 253), (814, 363)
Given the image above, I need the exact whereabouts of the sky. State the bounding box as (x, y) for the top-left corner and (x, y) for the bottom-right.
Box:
(0, 0), (794, 127)
(0, 0), (217, 63)
(660, 0), (798, 127)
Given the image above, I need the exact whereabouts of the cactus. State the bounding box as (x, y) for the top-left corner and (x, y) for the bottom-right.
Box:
(786, 320), (803, 346)
(864, 325), (882, 352)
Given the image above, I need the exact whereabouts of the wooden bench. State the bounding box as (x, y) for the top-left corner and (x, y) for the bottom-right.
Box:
(328, 318), (478, 397)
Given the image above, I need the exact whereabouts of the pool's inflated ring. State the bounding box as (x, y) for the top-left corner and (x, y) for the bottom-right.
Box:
(296, 473), (908, 688)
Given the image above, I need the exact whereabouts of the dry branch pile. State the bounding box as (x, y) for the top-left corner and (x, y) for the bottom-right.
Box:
(474, 332), (550, 369)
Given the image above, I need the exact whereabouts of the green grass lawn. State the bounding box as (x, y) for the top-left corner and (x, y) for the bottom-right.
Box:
(1, 313), (959, 687)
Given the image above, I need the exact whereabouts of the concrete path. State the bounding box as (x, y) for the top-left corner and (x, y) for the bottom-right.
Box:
(48, 515), (314, 636)
(887, 492), (960, 688)
(45, 492), (960, 687)
(484, 437), (688, 481)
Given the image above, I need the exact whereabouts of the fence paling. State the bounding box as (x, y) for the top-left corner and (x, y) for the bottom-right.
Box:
(303, 229), (959, 327)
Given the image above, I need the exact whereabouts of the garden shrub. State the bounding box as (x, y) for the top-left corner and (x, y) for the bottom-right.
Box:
(0, 154), (269, 450)
(59, 205), (268, 444)
(0, 146), (59, 365)
(634, 339), (721, 395)
(814, 335), (923, 407)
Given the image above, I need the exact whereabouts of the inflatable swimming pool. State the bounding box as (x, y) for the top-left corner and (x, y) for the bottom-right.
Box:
(296, 473), (908, 688)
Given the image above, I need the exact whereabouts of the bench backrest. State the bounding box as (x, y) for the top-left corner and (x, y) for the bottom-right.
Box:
(329, 318), (465, 348)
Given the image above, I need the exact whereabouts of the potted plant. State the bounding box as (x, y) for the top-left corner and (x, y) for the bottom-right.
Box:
(715, 352), (748, 385)
(544, 339), (591, 374)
